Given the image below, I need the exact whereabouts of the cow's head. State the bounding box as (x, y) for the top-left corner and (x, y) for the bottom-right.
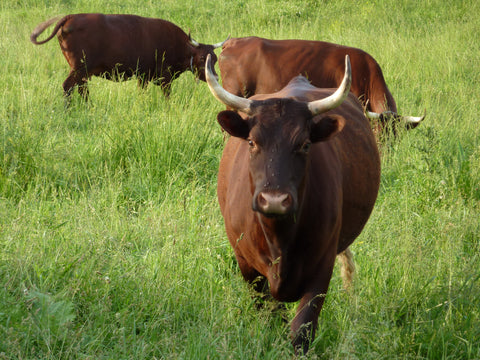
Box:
(188, 35), (229, 81)
(206, 54), (351, 218)
(365, 109), (426, 139)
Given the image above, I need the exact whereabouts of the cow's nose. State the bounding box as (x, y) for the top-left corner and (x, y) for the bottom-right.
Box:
(256, 191), (293, 215)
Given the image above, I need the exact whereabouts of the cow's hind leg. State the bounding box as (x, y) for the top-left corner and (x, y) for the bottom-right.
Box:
(337, 247), (355, 291)
(63, 69), (89, 104)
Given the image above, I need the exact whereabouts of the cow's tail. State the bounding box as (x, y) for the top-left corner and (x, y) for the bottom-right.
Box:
(337, 248), (355, 292)
(30, 15), (69, 45)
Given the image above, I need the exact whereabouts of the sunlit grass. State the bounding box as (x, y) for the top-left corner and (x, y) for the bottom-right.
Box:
(1, 0), (479, 358)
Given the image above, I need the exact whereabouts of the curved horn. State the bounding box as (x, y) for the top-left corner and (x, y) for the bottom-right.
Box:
(188, 33), (200, 47)
(402, 109), (427, 125)
(205, 54), (253, 114)
(212, 35), (230, 49)
(366, 109), (427, 125)
(307, 55), (352, 115)
(364, 110), (382, 120)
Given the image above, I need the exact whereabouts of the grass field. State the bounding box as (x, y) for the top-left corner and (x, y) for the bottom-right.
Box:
(1, 0), (479, 358)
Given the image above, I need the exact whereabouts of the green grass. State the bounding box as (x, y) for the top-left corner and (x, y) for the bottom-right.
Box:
(1, 0), (479, 358)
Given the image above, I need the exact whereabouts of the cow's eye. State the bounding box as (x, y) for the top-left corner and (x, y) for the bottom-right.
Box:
(297, 141), (311, 154)
(247, 139), (258, 153)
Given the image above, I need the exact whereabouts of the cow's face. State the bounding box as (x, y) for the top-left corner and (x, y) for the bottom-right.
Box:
(189, 36), (228, 81)
(217, 100), (345, 217)
(206, 53), (351, 217)
(190, 44), (218, 81)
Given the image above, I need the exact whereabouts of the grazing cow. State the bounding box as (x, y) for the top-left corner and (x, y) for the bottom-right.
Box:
(30, 13), (227, 100)
(205, 54), (380, 354)
(219, 36), (424, 136)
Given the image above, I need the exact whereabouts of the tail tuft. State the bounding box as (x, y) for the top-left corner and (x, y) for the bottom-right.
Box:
(337, 248), (355, 292)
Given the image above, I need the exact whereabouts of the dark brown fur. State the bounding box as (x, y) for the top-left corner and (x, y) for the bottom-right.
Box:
(219, 36), (416, 135)
(216, 76), (380, 354)
(31, 13), (221, 99)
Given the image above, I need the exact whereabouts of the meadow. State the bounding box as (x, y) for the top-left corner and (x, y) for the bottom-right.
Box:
(1, 0), (479, 358)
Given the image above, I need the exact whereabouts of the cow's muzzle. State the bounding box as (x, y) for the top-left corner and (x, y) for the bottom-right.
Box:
(254, 190), (294, 217)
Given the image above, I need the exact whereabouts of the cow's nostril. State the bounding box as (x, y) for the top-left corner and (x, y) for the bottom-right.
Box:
(282, 194), (292, 208)
(258, 193), (268, 207)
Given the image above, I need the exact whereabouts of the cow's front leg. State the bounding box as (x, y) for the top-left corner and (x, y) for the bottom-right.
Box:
(137, 76), (149, 89)
(290, 255), (336, 355)
(156, 71), (176, 98)
(290, 291), (326, 355)
(158, 79), (173, 98)
(235, 251), (268, 294)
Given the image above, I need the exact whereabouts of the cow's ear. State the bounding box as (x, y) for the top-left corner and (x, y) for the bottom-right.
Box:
(217, 110), (250, 139)
(310, 114), (346, 143)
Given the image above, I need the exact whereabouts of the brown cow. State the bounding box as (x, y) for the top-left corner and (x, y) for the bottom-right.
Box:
(218, 36), (424, 137)
(30, 13), (227, 100)
(205, 54), (380, 354)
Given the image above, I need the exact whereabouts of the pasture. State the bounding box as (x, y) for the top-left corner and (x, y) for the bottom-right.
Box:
(1, 0), (479, 358)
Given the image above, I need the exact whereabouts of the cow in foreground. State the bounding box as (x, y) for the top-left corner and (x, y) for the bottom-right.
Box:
(219, 36), (424, 137)
(30, 13), (227, 100)
(205, 54), (380, 354)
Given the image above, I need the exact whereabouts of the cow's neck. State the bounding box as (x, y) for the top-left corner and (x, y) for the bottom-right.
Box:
(256, 212), (307, 301)
(256, 213), (296, 260)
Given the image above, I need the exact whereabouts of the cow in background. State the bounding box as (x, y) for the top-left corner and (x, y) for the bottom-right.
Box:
(31, 13), (228, 101)
(219, 36), (424, 137)
(205, 54), (380, 354)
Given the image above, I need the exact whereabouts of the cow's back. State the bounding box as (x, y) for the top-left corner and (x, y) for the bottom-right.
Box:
(219, 36), (396, 113)
(220, 37), (313, 96)
(58, 14), (187, 77)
